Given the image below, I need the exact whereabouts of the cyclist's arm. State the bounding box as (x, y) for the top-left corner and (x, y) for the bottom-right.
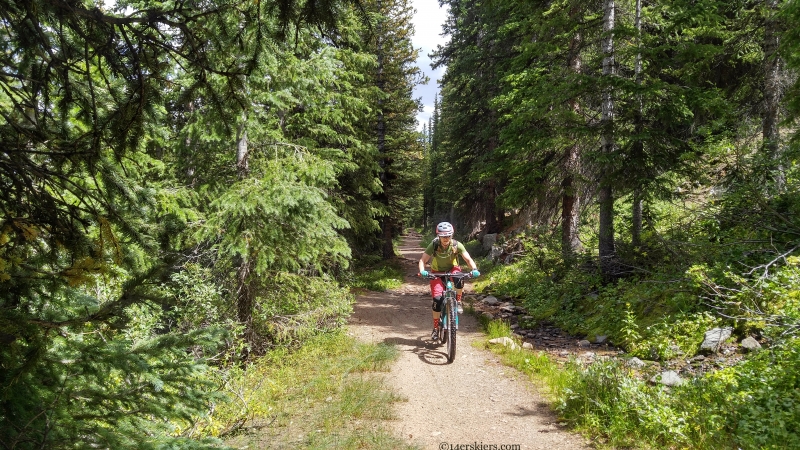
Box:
(419, 252), (431, 273)
(460, 250), (478, 272)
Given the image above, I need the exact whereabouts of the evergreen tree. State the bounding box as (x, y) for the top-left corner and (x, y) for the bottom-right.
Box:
(0, 0), (367, 446)
(432, 0), (517, 235)
(598, 0), (618, 274)
(364, 0), (426, 257)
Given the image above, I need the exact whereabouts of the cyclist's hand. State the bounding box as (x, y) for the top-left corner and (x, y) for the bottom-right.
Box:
(471, 269), (480, 277)
(420, 270), (429, 278)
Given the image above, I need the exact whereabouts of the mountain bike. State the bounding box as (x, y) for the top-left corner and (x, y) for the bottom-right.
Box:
(423, 272), (474, 363)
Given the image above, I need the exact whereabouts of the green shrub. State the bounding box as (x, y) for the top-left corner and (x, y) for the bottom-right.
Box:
(252, 273), (353, 351)
(463, 239), (484, 258)
(349, 262), (404, 292)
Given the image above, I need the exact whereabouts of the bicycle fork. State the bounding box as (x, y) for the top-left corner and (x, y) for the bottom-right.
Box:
(441, 281), (459, 330)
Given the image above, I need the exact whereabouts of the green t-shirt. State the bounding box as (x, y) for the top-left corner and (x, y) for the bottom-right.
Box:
(425, 240), (466, 272)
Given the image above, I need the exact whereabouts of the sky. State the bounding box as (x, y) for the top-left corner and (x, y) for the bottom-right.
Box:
(410, 0), (449, 132)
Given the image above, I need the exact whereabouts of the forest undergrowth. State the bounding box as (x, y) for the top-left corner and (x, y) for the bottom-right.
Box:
(470, 194), (800, 450)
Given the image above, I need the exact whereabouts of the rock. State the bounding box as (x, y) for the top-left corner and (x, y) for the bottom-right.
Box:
(740, 336), (762, 352)
(482, 233), (498, 252)
(582, 352), (596, 359)
(595, 335), (608, 344)
(490, 245), (504, 260)
(651, 370), (683, 386)
(488, 337), (519, 351)
(483, 296), (500, 306)
(558, 350), (569, 357)
(577, 340), (592, 347)
(700, 327), (733, 353)
(482, 312), (494, 320)
(519, 316), (536, 329)
(522, 342), (535, 350)
(626, 357), (646, 369)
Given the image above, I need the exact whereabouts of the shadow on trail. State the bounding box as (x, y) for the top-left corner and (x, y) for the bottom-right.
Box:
(505, 404), (549, 418)
(383, 336), (450, 366)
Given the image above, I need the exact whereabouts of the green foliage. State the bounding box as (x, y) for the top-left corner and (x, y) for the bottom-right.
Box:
(418, 233), (435, 249)
(1, 314), (228, 449)
(550, 338), (800, 450)
(557, 360), (690, 449)
(478, 194), (800, 448)
(463, 239), (485, 258)
(199, 153), (351, 276)
(0, 0), (393, 447)
(252, 273), (354, 350)
(349, 261), (404, 292)
(484, 319), (513, 340)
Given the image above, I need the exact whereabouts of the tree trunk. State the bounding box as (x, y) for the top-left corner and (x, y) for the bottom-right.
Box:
(632, 188), (643, 247)
(235, 120), (255, 346)
(236, 124), (248, 178)
(763, 0), (785, 191)
(631, 0), (644, 249)
(381, 216), (394, 258)
(236, 257), (254, 346)
(485, 187), (500, 234)
(562, 16), (583, 260)
(599, 0), (616, 274)
(485, 138), (501, 234)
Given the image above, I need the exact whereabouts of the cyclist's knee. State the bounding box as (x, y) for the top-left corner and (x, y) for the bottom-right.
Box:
(431, 295), (444, 312)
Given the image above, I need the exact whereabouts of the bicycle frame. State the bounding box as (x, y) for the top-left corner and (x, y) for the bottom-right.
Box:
(441, 279), (458, 332)
(426, 272), (472, 363)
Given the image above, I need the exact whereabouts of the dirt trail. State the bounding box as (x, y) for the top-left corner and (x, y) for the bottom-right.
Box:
(349, 233), (591, 450)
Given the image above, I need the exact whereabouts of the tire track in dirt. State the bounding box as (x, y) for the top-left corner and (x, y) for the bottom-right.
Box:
(348, 233), (591, 450)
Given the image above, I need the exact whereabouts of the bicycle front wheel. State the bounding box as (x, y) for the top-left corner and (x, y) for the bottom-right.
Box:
(446, 298), (457, 363)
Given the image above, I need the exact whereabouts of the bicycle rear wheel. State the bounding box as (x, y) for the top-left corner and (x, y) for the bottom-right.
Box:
(446, 298), (457, 363)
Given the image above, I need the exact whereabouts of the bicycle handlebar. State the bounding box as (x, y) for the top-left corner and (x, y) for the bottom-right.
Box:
(420, 272), (475, 280)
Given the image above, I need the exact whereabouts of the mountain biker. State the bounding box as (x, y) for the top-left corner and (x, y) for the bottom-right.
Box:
(418, 221), (480, 341)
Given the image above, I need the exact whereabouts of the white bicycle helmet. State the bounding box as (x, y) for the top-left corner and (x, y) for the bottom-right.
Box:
(436, 221), (454, 237)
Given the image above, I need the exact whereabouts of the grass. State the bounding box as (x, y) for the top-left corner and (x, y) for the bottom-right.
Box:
(476, 319), (572, 404)
(194, 331), (415, 449)
(350, 260), (404, 292)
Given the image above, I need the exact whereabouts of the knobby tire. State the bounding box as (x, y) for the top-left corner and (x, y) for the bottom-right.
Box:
(446, 298), (456, 363)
